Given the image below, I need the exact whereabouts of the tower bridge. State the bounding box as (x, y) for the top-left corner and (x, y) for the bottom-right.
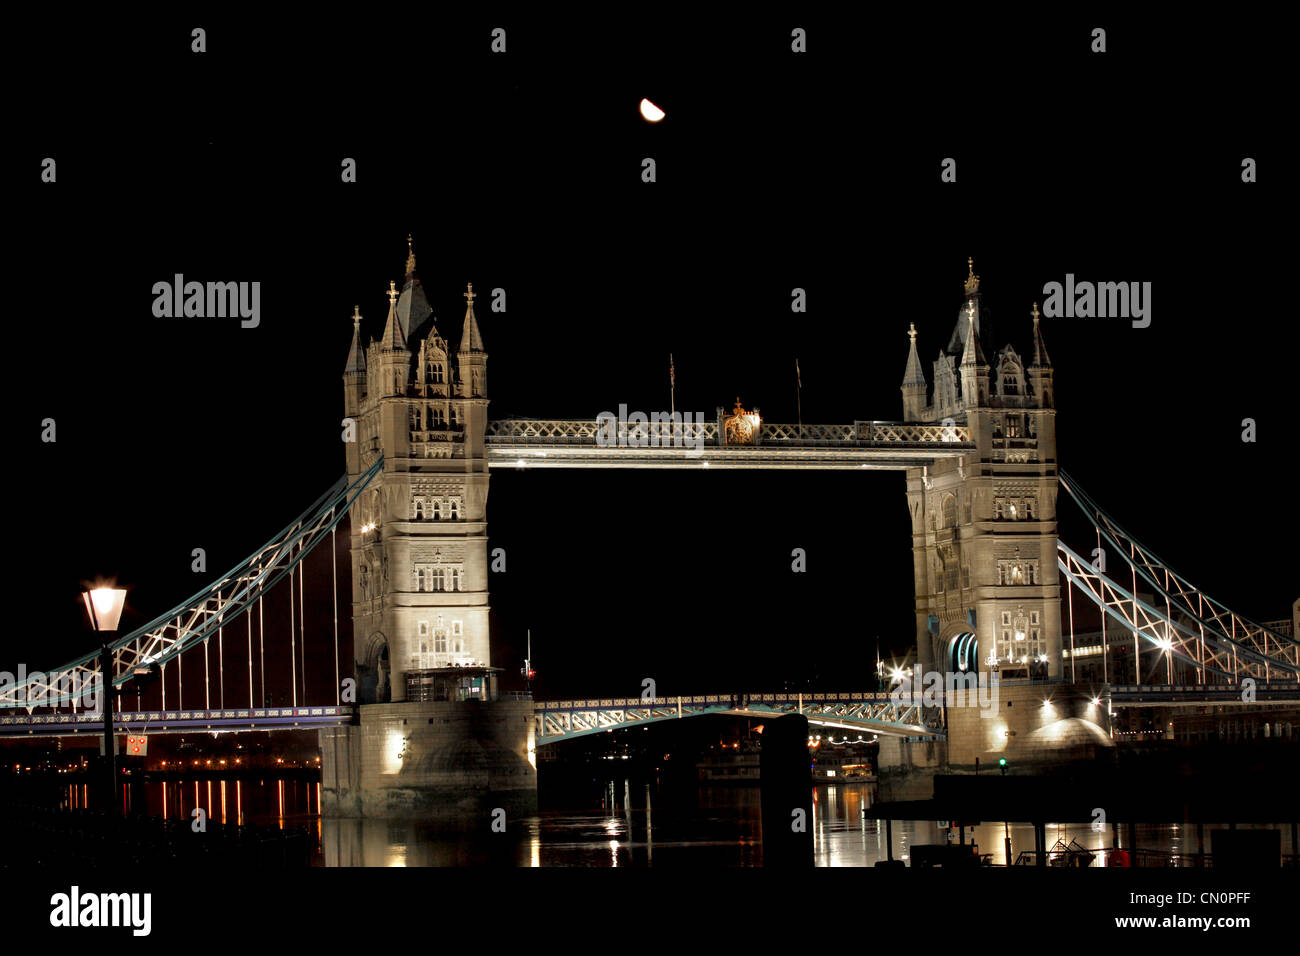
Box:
(4, 246), (1296, 816)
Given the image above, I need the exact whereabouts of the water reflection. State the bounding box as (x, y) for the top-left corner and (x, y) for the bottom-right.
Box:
(110, 777), (1298, 866)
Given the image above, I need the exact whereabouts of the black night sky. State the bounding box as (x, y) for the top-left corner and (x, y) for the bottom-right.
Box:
(10, 12), (1294, 705)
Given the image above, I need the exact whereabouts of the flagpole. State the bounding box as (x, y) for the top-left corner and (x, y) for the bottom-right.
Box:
(670, 353), (676, 417)
(795, 357), (802, 439)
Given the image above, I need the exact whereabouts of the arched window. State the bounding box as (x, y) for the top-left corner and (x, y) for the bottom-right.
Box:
(941, 496), (957, 530)
(431, 499), (442, 520)
(413, 498), (426, 520)
(948, 632), (978, 673)
(449, 497), (461, 520)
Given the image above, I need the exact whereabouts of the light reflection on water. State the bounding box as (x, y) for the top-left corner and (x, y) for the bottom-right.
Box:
(124, 778), (1294, 867)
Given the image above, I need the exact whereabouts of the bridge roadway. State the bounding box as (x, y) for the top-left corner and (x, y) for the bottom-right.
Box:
(1, 686), (1294, 740)
(0, 705), (354, 737)
(483, 419), (974, 470)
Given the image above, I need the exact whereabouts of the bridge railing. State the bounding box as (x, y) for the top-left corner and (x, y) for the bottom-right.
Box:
(485, 419), (970, 447)
(533, 692), (905, 710)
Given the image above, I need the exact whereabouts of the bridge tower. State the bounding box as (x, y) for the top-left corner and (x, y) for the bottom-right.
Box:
(323, 241), (534, 822)
(345, 244), (492, 704)
(900, 260), (1062, 693)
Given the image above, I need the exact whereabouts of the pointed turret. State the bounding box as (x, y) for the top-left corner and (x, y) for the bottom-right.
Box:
(397, 235), (434, 341)
(380, 280), (405, 352)
(377, 281), (411, 397)
(343, 303), (367, 419)
(456, 283), (488, 397)
(1029, 301), (1052, 368)
(458, 282), (485, 354)
(901, 322), (928, 422)
(959, 299), (989, 408)
(959, 300), (987, 368)
(456, 282), (487, 398)
(947, 257), (987, 355)
(1027, 302), (1055, 408)
(344, 305), (366, 375)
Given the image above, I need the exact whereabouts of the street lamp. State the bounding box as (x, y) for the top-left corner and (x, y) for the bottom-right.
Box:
(83, 586), (127, 816)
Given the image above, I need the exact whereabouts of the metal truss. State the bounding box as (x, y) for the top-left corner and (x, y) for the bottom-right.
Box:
(486, 419), (970, 446)
(534, 693), (941, 744)
(1, 460), (383, 709)
(0, 705), (356, 738)
(485, 419), (972, 470)
(1058, 540), (1299, 682)
(1058, 471), (1300, 682)
(1106, 684), (1300, 707)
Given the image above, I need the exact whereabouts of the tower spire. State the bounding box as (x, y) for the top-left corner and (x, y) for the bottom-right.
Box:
(459, 282), (485, 353)
(381, 280), (406, 350)
(405, 234), (416, 279)
(901, 322), (927, 386)
(960, 300), (986, 367)
(1029, 301), (1052, 368)
(344, 305), (366, 374)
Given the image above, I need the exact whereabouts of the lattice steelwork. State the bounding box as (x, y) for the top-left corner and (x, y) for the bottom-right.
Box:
(1, 460), (383, 709)
(486, 419), (968, 445)
(0, 705), (355, 737)
(534, 692), (940, 744)
(484, 419), (972, 470)
(1057, 472), (1300, 683)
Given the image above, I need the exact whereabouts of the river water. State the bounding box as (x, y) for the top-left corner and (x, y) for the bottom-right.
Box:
(83, 776), (1295, 866)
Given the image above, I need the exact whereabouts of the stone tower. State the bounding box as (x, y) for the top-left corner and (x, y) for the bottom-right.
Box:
(899, 260), (1062, 688)
(344, 241), (491, 703)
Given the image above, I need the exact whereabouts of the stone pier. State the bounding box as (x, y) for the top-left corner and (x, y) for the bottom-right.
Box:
(320, 699), (536, 821)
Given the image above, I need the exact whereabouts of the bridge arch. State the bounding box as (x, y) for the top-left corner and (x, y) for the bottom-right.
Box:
(358, 630), (391, 704)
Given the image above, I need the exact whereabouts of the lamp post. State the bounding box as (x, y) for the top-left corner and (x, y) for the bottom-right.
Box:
(83, 586), (127, 816)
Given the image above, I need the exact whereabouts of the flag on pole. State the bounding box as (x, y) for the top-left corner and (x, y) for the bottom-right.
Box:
(670, 353), (675, 388)
(796, 358), (801, 388)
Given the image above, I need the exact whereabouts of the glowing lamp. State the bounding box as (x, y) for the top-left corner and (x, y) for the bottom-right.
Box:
(82, 587), (127, 632)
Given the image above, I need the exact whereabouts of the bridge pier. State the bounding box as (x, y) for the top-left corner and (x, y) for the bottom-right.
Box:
(320, 699), (536, 822)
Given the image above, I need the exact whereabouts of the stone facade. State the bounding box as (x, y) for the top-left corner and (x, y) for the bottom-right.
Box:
(325, 241), (536, 820)
(342, 244), (491, 703)
(320, 700), (537, 820)
(901, 263), (1063, 692)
